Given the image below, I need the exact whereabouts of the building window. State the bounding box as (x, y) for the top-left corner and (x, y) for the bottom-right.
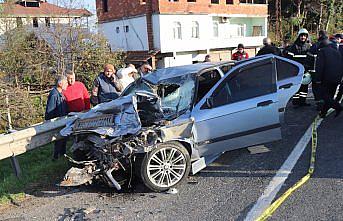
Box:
(33, 18), (38, 28)
(45, 18), (51, 27)
(226, 0), (233, 4)
(187, 0), (196, 2)
(169, 0), (179, 2)
(191, 21), (199, 38)
(124, 25), (129, 32)
(116, 27), (120, 33)
(23, 1), (39, 7)
(102, 0), (108, 12)
(140, 0), (146, 4)
(236, 24), (245, 37)
(173, 22), (182, 39)
(16, 17), (23, 28)
(211, 0), (219, 4)
(213, 22), (219, 37)
(252, 26), (263, 36)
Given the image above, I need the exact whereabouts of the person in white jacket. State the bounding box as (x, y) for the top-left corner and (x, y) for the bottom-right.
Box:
(116, 67), (138, 90)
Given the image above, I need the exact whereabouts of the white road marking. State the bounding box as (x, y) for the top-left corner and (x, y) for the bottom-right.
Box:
(244, 116), (325, 221)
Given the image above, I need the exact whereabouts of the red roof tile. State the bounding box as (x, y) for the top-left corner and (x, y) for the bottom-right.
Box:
(1, 2), (92, 17)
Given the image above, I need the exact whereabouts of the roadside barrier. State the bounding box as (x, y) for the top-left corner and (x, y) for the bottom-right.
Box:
(0, 116), (77, 161)
(256, 115), (320, 221)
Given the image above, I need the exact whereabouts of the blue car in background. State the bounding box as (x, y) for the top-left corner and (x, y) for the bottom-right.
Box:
(61, 54), (304, 192)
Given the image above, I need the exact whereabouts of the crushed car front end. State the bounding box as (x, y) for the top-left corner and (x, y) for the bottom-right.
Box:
(60, 73), (197, 192)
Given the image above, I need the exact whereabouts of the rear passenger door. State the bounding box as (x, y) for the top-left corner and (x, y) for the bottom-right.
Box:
(276, 57), (304, 113)
(192, 56), (281, 158)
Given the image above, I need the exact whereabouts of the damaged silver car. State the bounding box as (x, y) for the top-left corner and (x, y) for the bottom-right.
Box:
(60, 55), (304, 192)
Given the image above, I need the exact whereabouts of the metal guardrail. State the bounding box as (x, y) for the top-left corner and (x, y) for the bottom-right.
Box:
(0, 116), (77, 161)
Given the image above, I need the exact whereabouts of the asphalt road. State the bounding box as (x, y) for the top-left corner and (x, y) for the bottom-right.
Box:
(0, 98), (342, 221)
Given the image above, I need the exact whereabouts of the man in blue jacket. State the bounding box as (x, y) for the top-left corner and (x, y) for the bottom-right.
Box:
(45, 75), (68, 160)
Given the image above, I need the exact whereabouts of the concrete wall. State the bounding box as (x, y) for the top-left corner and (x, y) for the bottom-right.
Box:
(0, 17), (83, 36)
(98, 16), (149, 51)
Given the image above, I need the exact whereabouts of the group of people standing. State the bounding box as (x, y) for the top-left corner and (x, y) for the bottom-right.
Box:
(45, 62), (152, 160)
(282, 29), (342, 118)
(232, 29), (343, 118)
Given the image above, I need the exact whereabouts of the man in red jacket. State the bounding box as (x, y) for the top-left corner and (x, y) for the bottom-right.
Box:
(231, 43), (249, 61)
(63, 70), (91, 112)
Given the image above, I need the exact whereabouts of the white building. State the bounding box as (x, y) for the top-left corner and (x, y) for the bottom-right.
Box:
(97, 0), (268, 68)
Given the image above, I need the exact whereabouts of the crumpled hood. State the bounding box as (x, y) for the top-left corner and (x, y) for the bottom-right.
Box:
(60, 95), (142, 137)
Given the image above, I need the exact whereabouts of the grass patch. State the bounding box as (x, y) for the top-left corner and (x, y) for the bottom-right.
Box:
(0, 143), (70, 206)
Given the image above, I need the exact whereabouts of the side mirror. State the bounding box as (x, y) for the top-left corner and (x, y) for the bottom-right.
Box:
(206, 97), (214, 109)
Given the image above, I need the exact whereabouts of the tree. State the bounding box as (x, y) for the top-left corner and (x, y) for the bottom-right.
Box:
(0, 0), (124, 131)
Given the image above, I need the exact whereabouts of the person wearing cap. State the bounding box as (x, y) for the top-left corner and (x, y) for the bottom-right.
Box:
(284, 28), (312, 107)
(256, 37), (281, 56)
(116, 66), (138, 90)
(91, 64), (123, 105)
(231, 43), (249, 61)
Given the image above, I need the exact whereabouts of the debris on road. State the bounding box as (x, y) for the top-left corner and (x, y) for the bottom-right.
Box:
(248, 145), (271, 154)
(166, 188), (178, 194)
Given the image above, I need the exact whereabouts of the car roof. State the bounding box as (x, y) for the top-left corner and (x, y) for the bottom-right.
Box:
(143, 61), (234, 84)
(143, 54), (281, 84)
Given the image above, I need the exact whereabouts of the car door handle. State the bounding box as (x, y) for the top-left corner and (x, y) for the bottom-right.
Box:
(257, 100), (273, 107)
(279, 83), (293, 89)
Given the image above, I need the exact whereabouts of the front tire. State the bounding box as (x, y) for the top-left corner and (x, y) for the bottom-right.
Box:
(140, 142), (191, 192)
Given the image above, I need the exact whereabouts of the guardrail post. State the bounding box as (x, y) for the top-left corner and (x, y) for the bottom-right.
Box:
(10, 155), (22, 178)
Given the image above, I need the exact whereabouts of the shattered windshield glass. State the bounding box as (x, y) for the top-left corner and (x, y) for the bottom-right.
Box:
(158, 75), (195, 117)
(123, 74), (196, 118)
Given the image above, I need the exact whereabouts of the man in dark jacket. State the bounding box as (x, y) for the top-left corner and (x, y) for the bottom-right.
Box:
(91, 64), (123, 105)
(45, 75), (68, 160)
(315, 40), (343, 117)
(284, 28), (312, 106)
(256, 37), (281, 56)
(308, 30), (329, 104)
(333, 34), (343, 103)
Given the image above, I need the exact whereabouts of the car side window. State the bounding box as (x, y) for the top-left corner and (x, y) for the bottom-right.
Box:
(219, 65), (231, 75)
(195, 69), (221, 104)
(212, 62), (275, 107)
(276, 59), (299, 80)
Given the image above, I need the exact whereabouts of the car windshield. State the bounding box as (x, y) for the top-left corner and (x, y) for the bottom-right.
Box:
(123, 74), (196, 118)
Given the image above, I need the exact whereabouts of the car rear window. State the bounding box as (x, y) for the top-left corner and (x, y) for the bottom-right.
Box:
(276, 59), (299, 80)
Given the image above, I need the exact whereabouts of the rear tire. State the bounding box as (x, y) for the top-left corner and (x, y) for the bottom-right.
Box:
(140, 142), (191, 192)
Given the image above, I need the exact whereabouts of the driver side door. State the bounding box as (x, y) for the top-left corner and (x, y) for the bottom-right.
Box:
(191, 57), (281, 158)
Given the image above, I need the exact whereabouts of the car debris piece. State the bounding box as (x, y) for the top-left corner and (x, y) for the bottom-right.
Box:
(60, 167), (94, 187)
(166, 188), (178, 194)
(247, 145), (271, 154)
